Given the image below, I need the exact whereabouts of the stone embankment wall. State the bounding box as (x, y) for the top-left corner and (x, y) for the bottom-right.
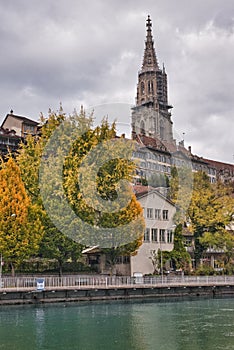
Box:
(0, 285), (233, 305)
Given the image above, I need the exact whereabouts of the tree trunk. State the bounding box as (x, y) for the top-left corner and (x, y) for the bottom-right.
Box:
(58, 261), (63, 277)
(10, 262), (15, 277)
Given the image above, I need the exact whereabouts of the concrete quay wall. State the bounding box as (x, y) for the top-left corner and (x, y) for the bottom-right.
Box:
(0, 284), (234, 305)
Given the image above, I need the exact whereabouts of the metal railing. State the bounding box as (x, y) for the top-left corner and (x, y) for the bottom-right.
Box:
(0, 275), (234, 291)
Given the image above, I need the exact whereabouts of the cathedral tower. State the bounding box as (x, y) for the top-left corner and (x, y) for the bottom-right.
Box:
(132, 16), (173, 143)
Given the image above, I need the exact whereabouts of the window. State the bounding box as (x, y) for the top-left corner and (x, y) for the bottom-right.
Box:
(147, 208), (153, 219)
(155, 209), (161, 220)
(159, 229), (165, 242)
(148, 80), (151, 93)
(151, 228), (158, 242)
(116, 256), (130, 264)
(23, 124), (35, 133)
(123, 256), (130, 264)
(162, 210), (169, 220)
(167, 230), (173, 243)
(148, 80), (154, 94)
(144, 228), (150, 242)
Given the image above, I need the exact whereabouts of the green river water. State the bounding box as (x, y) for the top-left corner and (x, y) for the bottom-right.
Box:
(0, 298), (234, 350)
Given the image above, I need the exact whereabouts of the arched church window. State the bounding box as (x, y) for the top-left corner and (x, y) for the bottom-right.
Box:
(148, 80), (154, 94)
(141, 82), (145, 95)
(148, 81), (151, 93)
(140, 120), (145, 135)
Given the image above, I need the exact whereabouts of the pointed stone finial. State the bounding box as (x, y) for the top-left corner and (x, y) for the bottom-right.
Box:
(80, 105), (86, 116)
(146, 15), (152, 29)
(141, 15), (158, 71)
(146, 15), (153, 39)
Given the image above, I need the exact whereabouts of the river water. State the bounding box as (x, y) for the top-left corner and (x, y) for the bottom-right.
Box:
(0, 298), (234, 350)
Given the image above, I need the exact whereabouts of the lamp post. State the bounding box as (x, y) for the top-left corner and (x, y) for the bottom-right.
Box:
(160, 246), (163, 284)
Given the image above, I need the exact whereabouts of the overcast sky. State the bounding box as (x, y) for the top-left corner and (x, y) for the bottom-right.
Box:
(0, 0), (233, 163)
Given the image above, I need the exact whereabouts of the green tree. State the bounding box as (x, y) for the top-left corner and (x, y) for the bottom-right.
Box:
(168, 224), (191, 271)
(62, 116), (145, 272)
(17, 106), (67, 203)
(170, 168), (234, 270)
(147, 173), (169, 188)
(200, 230), (234, 272)
(188, 172), (234, 267)
(169, 165), (193, 224)
(17, 107), (83, 275)
(149, 249), (160, 274)
(17, 107), (145, 274)
(38, 220), (82, 276)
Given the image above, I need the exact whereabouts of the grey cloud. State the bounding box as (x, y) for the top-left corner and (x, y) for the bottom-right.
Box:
(0, 0), (233, 163)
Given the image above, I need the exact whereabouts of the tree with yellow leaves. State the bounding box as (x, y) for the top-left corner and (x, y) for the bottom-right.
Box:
(187, 172), (234, 267)
(58, 113), (145, 272)
(0, 157), (43, 275)
(17, 107), (144, 275)
(17, 107), (83, 275)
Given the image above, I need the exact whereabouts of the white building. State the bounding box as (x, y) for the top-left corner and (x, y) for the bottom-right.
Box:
(131, 185), (176, 276)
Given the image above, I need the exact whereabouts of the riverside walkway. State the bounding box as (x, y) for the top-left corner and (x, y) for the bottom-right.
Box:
(1, 275), (234, 291)
(1, 275), (234, 304)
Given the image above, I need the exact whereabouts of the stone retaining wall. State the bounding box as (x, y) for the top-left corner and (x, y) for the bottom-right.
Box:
(0, 285), (233, 305)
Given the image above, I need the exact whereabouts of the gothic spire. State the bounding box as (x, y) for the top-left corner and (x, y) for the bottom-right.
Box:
(141, 15), (158, 72)
(132, 16), (173, 142)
